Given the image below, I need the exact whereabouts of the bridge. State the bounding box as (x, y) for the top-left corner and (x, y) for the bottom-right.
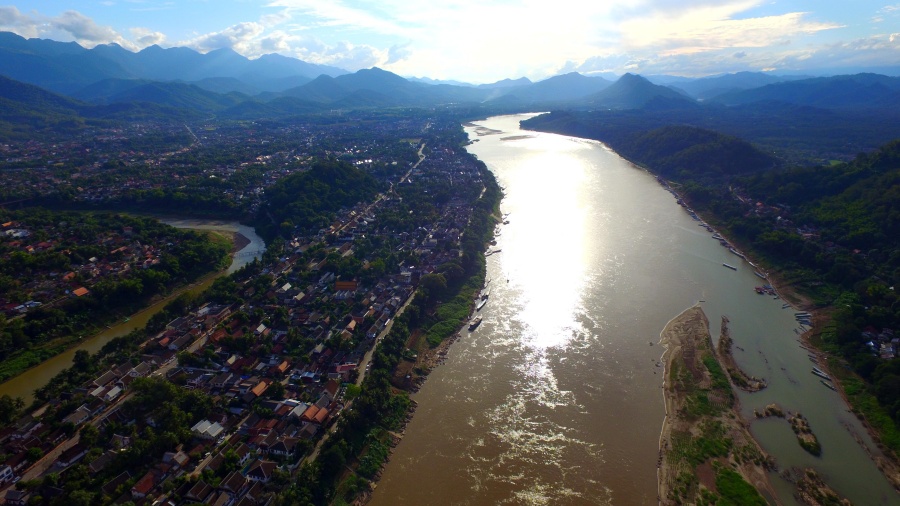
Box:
(234, 248), (265, 258)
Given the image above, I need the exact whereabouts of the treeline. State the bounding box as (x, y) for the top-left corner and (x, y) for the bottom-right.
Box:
(256, 158), (385, 241)
(521, 105), (900, 165)
(523, 113), (778, 182)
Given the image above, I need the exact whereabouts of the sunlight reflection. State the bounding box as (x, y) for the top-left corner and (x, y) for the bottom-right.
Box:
(500, 138), (597, 350)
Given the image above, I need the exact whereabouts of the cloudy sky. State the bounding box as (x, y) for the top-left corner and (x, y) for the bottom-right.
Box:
(2, 1), (899, 82)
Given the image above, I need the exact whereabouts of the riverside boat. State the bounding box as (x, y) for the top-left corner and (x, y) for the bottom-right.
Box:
(468, 316), (483, 331)
(476, 299), (487, 311)
(723, 263), (737, 270)
(812, 368), (832, 381)
(821, 380), (837, 391)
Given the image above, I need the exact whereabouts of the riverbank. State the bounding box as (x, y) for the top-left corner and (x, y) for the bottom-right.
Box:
(658, 305), (776, 505)
(0, 220), (266, 404)
(662, 176), (900, 490)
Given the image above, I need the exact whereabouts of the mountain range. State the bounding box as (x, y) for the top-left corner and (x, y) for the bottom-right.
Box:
(4, 31), (900, 115)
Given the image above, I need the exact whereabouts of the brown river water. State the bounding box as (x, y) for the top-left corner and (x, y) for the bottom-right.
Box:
(369, 115), (898, 505)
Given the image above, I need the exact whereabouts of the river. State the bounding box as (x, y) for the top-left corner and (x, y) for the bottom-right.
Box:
(0, 219), (264, 404)
(369, 115), (897, 505)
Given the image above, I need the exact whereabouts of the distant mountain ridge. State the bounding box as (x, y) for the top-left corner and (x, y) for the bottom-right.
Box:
(0, 31), (347, 95)
(711, 73), (900, 109)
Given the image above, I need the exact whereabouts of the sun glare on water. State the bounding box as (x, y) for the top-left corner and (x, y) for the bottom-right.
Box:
(501, 135), (597, 351)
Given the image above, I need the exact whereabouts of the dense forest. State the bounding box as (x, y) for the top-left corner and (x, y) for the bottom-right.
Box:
(522, 106), (900, 165)
(256, 158), (386, 241)
(611, 125), (779, 181)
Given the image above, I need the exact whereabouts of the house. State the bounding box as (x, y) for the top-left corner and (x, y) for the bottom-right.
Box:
(88, 451), (115, 475)
(103, 385), (122, 402)
(269, 437), (300, 458)
(131, 469), (161, 499)
(218, 470), (248, 498)
(0, 464), (15, 484)
(185, 480), (214, 503)
(56, 443), (88, 467)
(192, 419), (225, 440)
(63, 405), (92, 425)
(245, 460), (277, 483)
(4, 490), (29, 506)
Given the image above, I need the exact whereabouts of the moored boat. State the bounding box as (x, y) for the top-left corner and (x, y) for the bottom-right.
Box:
(468, 316), (483, 331)
(812, 367), (831, 381)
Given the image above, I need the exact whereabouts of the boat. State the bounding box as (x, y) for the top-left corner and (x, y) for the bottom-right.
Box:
(754, 271), (767, 279)
(722, 263), (737, 270)
(476, 299), (487, 311)
(821, 380), (837, 391)
(812, 368), (831, 381)
(468, 316), (483, 331)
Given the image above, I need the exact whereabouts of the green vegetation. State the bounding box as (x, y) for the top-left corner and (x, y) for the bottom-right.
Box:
(613, 125), (778, 181)
(256, 158), (386, 241)
(714, 464), (768, 506)
(0, 210), (230, 381)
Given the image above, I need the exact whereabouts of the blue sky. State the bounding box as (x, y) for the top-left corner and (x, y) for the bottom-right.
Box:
(2, 1), (899, 82)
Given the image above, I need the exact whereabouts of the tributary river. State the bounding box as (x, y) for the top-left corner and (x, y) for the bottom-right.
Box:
(0, 219), (264, 405)
(370, 115), (897, 505)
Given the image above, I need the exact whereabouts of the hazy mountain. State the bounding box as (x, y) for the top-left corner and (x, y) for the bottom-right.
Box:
(280, 74), (350, 103)
(0, 74), (198, 140)
(672, 72), (805, 100)
(0, 32), (130, 93)
(278, 67), (488, 106)
(477, 77), (532, 89)
(0, 31), (347, 95)
(72, 78), (248, 113)
(712, 73), (900, 109)
(501, 72), (612, 104)
(408, 76), (474, 86)
(189, 77), (263, 95)
(585, 73), (693, 109)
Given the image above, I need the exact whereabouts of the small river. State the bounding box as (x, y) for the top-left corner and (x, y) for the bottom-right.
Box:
(0, 219), (264, 404)
(369, 115), (897, 505)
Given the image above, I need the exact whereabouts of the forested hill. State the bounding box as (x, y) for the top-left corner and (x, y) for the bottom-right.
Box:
(741, 139), (900, 252)
(256, 159), (385, 241)
(522, 112), (779, 181)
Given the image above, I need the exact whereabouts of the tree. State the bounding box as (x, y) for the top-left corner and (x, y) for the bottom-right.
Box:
(80, 423), (100, 447)
(0, 394), (24, 425)
(73, 350), (92, 372)
(25, 446), (43, 462)
(420, 273), (447, 302)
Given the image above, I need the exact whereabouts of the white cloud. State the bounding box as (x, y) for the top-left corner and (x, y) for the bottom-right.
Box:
(130, 27), (166, 47)
(179, 22), (266, 53)
(0, 6), (42, 38)
(0, 7), (163, 51)
(618, 3), (841, 55)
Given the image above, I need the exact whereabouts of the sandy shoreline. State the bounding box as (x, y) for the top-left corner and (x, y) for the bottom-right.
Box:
(658, 305), (778, 504)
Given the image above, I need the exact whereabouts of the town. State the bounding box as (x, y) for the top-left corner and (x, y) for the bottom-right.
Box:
(0, 112), (501, 505)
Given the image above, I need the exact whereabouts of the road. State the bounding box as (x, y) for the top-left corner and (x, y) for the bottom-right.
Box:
(302, 291), (417, 466)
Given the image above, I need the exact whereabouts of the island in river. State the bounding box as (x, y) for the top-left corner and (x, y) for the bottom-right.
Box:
(659, 305), (855, 505)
